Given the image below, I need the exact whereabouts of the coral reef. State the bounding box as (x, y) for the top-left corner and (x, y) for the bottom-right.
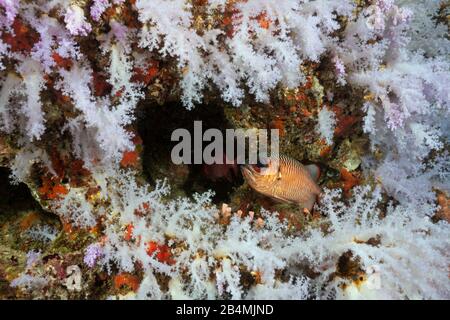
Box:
(0, 0), (449, 300)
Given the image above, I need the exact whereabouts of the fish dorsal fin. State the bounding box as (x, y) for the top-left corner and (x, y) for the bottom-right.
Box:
(305, 164), (320, 181)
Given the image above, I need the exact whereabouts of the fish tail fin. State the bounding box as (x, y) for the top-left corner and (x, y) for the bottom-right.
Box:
(302, 195), (318, 212)
(305, 164), (321, 181)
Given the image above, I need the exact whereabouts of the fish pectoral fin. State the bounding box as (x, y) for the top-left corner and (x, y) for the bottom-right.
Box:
(305, 164), (321, 181)
(270, 194), (295, 204)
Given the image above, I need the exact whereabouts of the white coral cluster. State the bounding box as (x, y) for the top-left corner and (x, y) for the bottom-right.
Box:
(49, 171), (448, 300)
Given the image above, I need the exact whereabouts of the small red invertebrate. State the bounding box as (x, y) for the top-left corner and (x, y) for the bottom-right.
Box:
(2, 19), (39, 53)
(256, 12), (271, 29)
(270, 119), (286, 137)
(123, 223), (134, 241)
(120, 150), (139, 168)
(92, 71), (112, 97)
(134, 201), (151, 216)
(332, 106), (359, 138)
(340, 168), (360, 197)
(114, 273), (140, 292)
(319, 144), (332, 158)
(52, 52), (73, 70)
(146, 241), (175, 265)
(38, 175), (69, 200)
(131, 61), (159, 85)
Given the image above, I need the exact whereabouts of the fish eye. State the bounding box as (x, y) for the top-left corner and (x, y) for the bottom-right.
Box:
(255, 159), (269, 168)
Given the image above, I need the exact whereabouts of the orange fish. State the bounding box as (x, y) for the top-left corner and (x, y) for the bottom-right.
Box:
(241, 155), (321, 211)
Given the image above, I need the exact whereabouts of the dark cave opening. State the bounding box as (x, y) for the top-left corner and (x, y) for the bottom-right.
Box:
(137, 102), (244, 204)
(0, 167), (41, 213)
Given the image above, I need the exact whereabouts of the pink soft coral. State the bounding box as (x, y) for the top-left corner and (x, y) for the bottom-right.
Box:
(90, 0), (110, 22)
(0, 0), (19, 25)
(64, 5), (92, 36)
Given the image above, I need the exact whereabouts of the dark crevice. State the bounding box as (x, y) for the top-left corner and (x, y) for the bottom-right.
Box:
(0, 167), (41, 213)
(137, 102), (243, 204)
